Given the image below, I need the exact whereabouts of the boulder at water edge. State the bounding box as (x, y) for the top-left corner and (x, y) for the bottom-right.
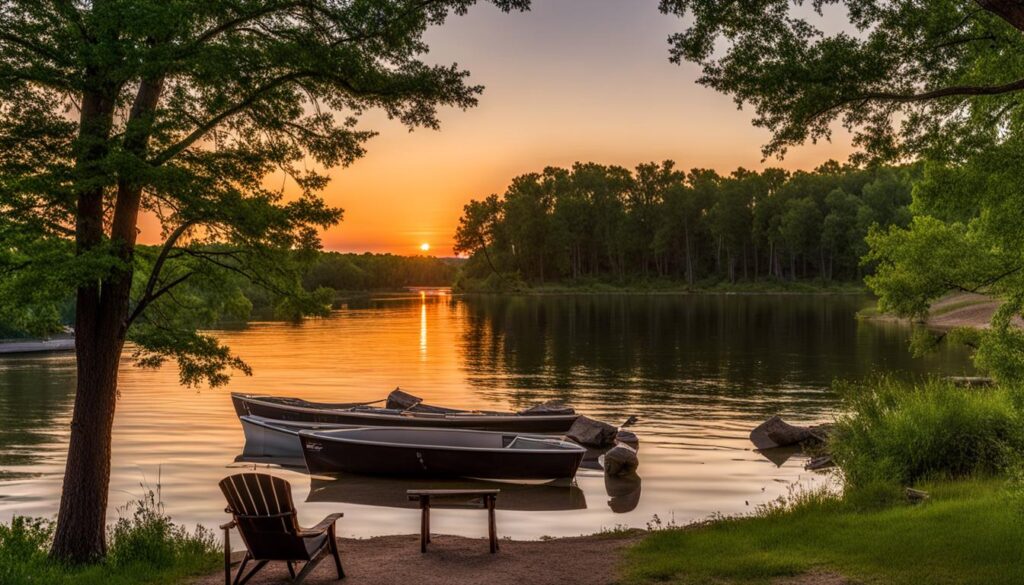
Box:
(615, 430), (640, 451)
(566, 416), (618, 448)
(749, 415), (823, 450)
(603, 444), (639, 477)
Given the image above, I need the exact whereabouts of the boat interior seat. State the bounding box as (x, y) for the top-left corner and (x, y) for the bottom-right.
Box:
(350, 406), (404, 414)
(504, 436), (566, 450)
(400, 411), (446, 418)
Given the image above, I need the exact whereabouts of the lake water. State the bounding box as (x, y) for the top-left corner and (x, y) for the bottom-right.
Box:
(0, 293), (974, 541)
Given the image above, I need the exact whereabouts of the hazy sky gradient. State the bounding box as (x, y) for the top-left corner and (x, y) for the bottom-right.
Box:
(295, 0), (854, 256)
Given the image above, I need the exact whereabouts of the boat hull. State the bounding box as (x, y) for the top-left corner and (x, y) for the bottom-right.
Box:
(300, 429), (586, 480)
(240, 416), (357, 458)
(233, 393), (579, 434)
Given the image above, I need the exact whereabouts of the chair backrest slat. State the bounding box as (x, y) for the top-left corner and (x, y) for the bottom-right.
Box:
(220, 473), (309, 561)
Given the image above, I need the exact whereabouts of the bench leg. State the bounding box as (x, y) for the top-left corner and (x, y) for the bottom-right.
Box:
(419, 497), (430, 553)
(487, 496), (498, 554)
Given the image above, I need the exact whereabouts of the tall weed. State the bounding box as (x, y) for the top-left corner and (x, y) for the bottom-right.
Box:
(831, 376), (1024, 489)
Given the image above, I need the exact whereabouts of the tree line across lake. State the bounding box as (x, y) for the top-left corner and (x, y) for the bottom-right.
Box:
(300, 252), (457, 293)
(454, 160), (915, 289)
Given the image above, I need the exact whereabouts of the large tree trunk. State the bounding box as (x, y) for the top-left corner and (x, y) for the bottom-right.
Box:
(51, 308), (126, 562)
(52, 77), (164, 563)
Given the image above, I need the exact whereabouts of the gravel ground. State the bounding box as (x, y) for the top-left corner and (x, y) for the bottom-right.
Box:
(192, 533), (640, 585)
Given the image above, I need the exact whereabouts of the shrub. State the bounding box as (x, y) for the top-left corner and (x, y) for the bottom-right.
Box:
(107, 488), (216, 571)
(831, 376), (1024, 490)
(0, 517), (58, 584)
(0, 489), (218, 585)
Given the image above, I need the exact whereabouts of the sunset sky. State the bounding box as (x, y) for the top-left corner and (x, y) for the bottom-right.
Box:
(298, 0), (854, 256)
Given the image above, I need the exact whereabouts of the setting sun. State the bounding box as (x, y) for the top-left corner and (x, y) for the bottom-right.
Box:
(420, 243), (430, 252)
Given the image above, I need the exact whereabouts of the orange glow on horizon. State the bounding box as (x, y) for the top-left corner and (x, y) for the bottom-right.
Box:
(137, 1), (856, 257)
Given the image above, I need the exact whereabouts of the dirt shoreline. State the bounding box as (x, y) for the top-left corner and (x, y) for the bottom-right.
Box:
(864, 292), (1022, 330)
(191, 533), (641, 585)
(190, 532), (852, 585)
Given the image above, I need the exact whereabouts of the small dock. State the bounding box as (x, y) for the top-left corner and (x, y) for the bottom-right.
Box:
(0, 337), (75, 355)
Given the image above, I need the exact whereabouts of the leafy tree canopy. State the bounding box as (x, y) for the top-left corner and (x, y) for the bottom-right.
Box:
(1, 2), (532, 561)
(659, 0), (1024, 162)
(661, 0), (1024, 381)
(0, 0), (527, 386)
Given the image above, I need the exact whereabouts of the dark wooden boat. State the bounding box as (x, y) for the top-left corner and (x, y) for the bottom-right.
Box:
(299, 427), (587, 480)
(231, 390), (579, 434)
(239, 414), (574, 459)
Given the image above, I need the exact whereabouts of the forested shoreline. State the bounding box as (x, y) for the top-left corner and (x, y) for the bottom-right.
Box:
(454, 160), (914, 290)
(300, 251), (457, 293)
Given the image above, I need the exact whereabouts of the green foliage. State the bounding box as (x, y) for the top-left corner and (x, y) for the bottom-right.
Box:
(624, 479), (1024, 584)
(0, 494), (218, 585)
(660, 0), (1024, 383)
(864, 141), (1024, 381)
(455, 160), (912, 288)
(659, 0), (1024, 162)
(0, 0), (530, 387)
(830, 377), (1024, 490)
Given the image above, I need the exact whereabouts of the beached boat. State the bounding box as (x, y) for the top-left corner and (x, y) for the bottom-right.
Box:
(299, 427), (587, 480)
(231, 390), (579, 434)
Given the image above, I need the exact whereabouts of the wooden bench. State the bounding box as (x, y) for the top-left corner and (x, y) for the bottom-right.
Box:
(407, 489), (500, 554)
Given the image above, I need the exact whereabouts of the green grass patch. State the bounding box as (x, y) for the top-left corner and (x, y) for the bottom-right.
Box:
(624, 479), (1024, 584)
(0, 491), (219, 585)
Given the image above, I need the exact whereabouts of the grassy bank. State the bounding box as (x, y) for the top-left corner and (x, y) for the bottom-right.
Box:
(625, 478), (1023, 584)
(0, 493), (219, 585)
(625, 379), (1024, 584)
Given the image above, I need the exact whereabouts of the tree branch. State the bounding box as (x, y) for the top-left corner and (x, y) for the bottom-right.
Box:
(174, 247), (294, 297)
(150, 71), (308, 166)
(859, 78), (1024, 102)
(976, 0), (1024, 33)
(128, 221), (196, 326)
(127, 271), (195, 326)
(0, 30), (66, 64)
(805, 78), (1024, 125)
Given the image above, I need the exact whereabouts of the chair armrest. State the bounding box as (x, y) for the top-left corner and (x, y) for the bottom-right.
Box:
(300, 512), (343, 537)
(219, 520), (236, 530)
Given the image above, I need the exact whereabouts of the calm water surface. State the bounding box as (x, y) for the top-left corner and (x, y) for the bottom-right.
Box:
(0, 294), (973, 540)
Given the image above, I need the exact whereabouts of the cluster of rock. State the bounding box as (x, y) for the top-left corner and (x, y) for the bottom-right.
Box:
(565, 415), (640, 477)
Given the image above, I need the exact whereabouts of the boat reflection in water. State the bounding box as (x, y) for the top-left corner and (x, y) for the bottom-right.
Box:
(306, 474), (587, 512)
(233, 450), (642, 514)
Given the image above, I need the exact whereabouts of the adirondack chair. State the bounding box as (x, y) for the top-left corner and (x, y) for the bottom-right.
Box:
(219, 473), (345, 585)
